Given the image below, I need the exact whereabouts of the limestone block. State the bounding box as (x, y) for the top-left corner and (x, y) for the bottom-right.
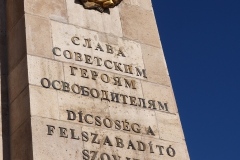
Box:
(123, 0), (153, 11)
(57, 91), (110, 123)
(27, 55), (64, 87)
(7, 16), (26, 72)
(4, 0), (189, 159)
(51, 21), (145, 79)
(66, 0), (122, 37)
(25, 0), (68, 22)
(6, 0), (24, 32)
(29, 85), (59, 119)
(31, 117), (83, 160)
(8, 57), (28, 103)
(10, 87), (30, 135)
(141, 81), (178, 114)
(25, 14), (53, 58)
(156, 112), (185, 143)
(119, 3), (161, 47)
(108, 104), (160, 138)
(141, 43), (171, 86)
(98, 33), (119, 46)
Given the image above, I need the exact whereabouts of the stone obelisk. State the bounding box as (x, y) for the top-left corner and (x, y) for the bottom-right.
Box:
(2, 0), (189, 159)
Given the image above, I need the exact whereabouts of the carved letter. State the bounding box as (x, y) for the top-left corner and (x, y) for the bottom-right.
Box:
(70, 129), (80, 140)
(135, 67), (147, 78)
(47, 125), (55, 135)
(95, 43), (104, 52)
(103, 136), (113, 146)
(158, 101), (169, 112)
(127, 140), (136, 150)
(91, 133), (100, 144)
(124, 79), (136, 89)
(70, 66), (78, 76)
(106, 44), (114, 54)
(59, 127), (68, 138)
(52, 47), (61, 56)
(71, 36), (80, 45)
(83, 38), (92, 48)
(63, 50), (72, 59)
(146, 126), (155, 136)
(66, 110), (76, 120)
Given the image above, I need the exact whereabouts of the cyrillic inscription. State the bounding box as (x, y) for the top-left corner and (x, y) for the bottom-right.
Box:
(41, 78), (169, 112)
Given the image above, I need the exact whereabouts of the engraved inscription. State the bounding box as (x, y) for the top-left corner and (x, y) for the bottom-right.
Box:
(39, 33), (180, 159)
(46, 125), (177, 159)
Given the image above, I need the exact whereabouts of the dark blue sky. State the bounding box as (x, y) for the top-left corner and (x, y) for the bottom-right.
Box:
(153, 0), (240, 159)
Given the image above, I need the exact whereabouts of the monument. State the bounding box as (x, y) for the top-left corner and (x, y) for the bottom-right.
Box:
(1, 0), (190, 159)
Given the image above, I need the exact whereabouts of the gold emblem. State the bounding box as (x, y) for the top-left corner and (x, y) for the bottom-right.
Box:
(80, 0), (123, 13)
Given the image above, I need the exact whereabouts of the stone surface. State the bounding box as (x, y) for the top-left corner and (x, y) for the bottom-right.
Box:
(156, 112), (185, 143)
(4, 0), (190, 159)
(29, 85), (59, 119)
(25, 0), (68, 22)
(119, 3), (161, 47)
(31, 117), (83, 160)
(27, 55), (64, 87)
(50, 21), (145, 79)
(141, 81), (178, 114)
(141, 43), (171, 86)
(142, 136), (190, 160)
(66, 0), (123, 37)
(25, 14), (53, 58)
(123, 0), (153, 11)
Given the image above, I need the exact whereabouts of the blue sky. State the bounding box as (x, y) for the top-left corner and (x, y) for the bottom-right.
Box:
(152, 0), (240, 159)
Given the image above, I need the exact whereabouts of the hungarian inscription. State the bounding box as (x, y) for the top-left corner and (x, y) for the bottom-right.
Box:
(66, 110), (155, 136)
(46, 110), (177, 160)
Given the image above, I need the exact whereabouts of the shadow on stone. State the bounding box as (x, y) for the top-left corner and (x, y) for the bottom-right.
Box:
(1, 0), (10, 159)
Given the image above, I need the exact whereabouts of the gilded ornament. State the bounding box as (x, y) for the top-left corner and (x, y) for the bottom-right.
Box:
(80, 0), (123, 13)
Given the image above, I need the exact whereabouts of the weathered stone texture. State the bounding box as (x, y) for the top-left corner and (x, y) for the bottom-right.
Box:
(66, 1), (123, 37)
(119, 3), (161, 47)
(25, 14), (53, 58)
(31, 117), (83, 160)
(5, 0), (190, 159)
(123, 0), (153, 11)
(141, 43), (171, 86)
(25, 0), (68, 22)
